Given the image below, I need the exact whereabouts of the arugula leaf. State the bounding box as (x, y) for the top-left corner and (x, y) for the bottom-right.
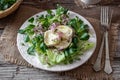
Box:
(68, 17), (90, 40)
(68, 19), (76, 29)
(72, 37), (78, 45)
(80, 33), (90, 40)
(64, 50), (69, 57)
(27, 46), (35, 55)
(28, 17), (34, 23)
(63, 49), (74, 64)
(40, 42), (47, 52)
(26, 24), (35, 30)
(37, 5), (68, 30)
(38, 16), (50, 29)
(68, 17), (83, 32)
(34, 35), (44, 43)
(29, 34), (45, 55)
(31, 35), (44, 55)
(18, 24), (35, 35)
(68, 48), (76, 54)
(24, 35), (30, 42)
(47, 10), (53, 15)
(18, 29), (26, 34)
(56, 4), (68, 15)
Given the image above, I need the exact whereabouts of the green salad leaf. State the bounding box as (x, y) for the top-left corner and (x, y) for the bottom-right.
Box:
(68, 17), (90, 41)
(28, 17), (34, 23)
(56, 53), (65, 63)
(24, 35), (30, 42)
(37, 4), (69, 30)
(27, 46), (35, 55)
(40, 42), (47, 53)
(18, 29), (26, 34)
(56, 4), (68, 15)
(0, 0), (16, 10)
(18, 24), (35, 35)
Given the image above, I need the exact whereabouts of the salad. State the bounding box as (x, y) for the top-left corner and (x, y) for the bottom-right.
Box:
(18, 5), (94, 66)
(0, 0), (16, 10)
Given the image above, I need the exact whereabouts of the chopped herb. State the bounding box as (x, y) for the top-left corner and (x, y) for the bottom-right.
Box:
(21, 43), (25, 46)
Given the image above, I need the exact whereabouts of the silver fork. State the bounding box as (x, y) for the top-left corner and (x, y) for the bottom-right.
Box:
(93, 6), (113, 74)
(103, 7), (113, 74)
(93, 7), (106, 72)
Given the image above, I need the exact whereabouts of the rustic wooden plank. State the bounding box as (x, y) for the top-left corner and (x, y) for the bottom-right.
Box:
(0, 55), (119, 79)
(112, 60), (120, 80)
(0, 64), (76, 80)
(0, 0), (120, 80)
(0, 56), (76, 80)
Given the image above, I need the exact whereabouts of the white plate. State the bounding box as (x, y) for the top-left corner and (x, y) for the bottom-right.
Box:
(17, 10), (97, 72)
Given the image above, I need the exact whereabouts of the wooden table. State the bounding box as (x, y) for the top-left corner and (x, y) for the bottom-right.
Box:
(0, 0), (120, 80)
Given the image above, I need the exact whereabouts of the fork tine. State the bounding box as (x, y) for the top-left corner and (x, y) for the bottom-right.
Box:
(103, 7), (106, 25)
(100, 7), (103, 24)
(104, 7), (107, 25)
(106, 7), (109, 25)
(103, 6), (106, 25)
(101, 6), (109, 26)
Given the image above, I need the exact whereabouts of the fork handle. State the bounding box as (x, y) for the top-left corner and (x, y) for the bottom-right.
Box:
(93, 33), (105, 71)
(104, 31), (112, 74)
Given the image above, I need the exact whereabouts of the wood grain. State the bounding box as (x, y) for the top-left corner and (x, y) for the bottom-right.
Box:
(0, 0), (120, 80)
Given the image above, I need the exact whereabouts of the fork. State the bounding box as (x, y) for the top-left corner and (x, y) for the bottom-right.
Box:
(93, 6), (113, 74)
(93, 7), (106, 72)
(103, 7), (113, 74)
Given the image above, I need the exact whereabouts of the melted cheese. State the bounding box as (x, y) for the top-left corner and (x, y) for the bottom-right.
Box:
(44, 25), (73, 49)
(55, 39), (72, 50)
(56, 25), (73, 39)
(44, 30), (60, 46)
